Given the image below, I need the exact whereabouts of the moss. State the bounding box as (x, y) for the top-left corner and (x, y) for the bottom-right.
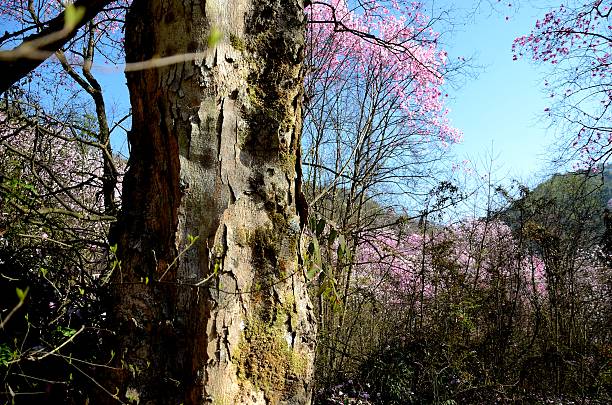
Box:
(277, 259), (290, 279)
(237, 125), (249, 148)
(240, 28), (301, 158)
(266, 210), (286, 228)
(250, 211), (284, 264)
(241, 84), (281, 151)
(229, 33), (245, 51)
(247, 209), (300, 285)
(247, 224), (284, 296)
(233, 181), (305, 400)
(251, 227), (279, 266)
(279, 151), (297, 176)
(289, 349), (309, 378)
(234, 306), (307, 401)
(280, 294), (298, 331)
(235, 319), (288, 397)
(247, 85), (260, 106)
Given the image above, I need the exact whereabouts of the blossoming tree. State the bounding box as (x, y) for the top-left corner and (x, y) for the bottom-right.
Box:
(302, 0), (462, 387)
(513, 0), (612, 167)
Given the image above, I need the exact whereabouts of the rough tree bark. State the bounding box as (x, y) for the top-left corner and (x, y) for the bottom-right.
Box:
(104, 0), (315, 403)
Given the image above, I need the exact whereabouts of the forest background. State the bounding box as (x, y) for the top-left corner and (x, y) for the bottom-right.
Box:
(0, 0), (610, 404)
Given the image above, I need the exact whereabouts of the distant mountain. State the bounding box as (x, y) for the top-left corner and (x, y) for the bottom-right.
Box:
(499, 164), (611, 242)
(529, 163), (611, 208)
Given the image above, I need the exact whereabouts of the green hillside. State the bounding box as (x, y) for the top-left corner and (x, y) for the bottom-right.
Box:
(501, 165), (611, 243)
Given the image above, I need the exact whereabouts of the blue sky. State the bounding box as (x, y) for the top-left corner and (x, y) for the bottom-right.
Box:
(439, 1), (563, 185)
(94, 68), (131, 156)
(0, 0), (563, 186)
(95, 1), (563, 186)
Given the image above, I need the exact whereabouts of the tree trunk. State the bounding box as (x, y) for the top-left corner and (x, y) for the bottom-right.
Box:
(105, 0), (315, 403)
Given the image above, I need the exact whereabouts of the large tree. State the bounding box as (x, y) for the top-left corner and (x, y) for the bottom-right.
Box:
(101, 0), (316, 403)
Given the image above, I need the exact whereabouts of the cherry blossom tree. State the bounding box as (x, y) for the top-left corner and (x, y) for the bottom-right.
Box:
(513, 0), (612, 168)
(302, 1), (462, 389)
(356, 219), (547, 310)
(337, 205), (609, 402)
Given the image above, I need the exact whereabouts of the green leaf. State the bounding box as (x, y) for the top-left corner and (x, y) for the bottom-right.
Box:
(309, 238), (321, 267)
(0, 343), (15, 366)
(309, 216), (317, 231)
(207, 27), (223, 47)
(213, 258), (221, 275)
(306, 263), (320, 281)
(337, 234), (347, 260)
(57, 326), (77, 338)
(20, 182), (36, 194)
(64, 4), (86, 31)
(15, 287), (28, 302)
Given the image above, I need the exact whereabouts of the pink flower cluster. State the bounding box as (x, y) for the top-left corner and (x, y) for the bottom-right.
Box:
(355, 219), (548, 305)
(306, 0), (461, 145)
(513, 1), (612, 167)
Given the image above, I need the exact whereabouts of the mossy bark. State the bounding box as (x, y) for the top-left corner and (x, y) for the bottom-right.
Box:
(104, 0), (315, 403)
